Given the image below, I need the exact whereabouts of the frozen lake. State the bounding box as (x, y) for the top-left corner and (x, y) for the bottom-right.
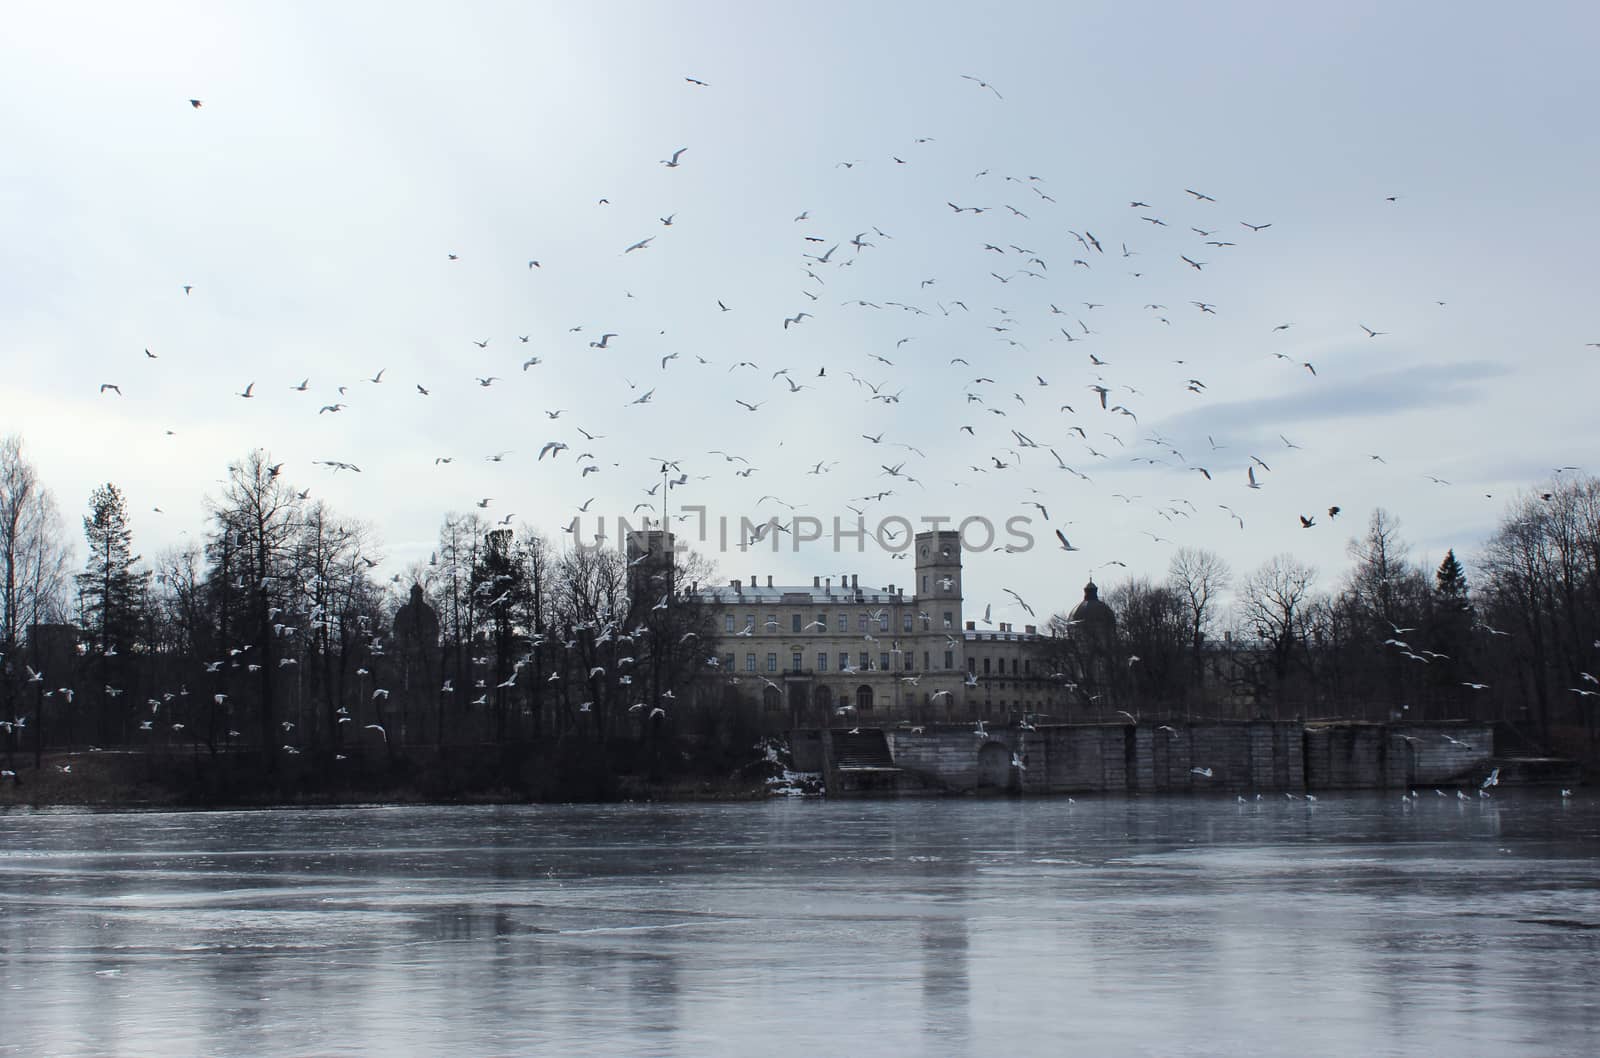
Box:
(1, 792), (1596, 1057)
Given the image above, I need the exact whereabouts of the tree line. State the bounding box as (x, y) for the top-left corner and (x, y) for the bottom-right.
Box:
(1, 442), (734, 781)
(1038, 484), (1600, 761)
(2, 432), (1597, 772)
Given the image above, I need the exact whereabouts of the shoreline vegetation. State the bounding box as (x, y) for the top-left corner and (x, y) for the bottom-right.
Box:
(0, 738), (821, 811)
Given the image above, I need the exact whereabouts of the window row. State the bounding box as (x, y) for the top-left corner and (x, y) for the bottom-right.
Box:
(722, 649), (960, 673)
(722, 611), (957, 634)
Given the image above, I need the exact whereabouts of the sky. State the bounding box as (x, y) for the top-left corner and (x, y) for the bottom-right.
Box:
(3, 0), (1597, 628)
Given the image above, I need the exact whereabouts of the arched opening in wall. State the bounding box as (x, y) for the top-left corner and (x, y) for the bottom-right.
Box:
(856, 684), (874, 714)
(762, 684), (783, 712)
(813, 684), (833, 720)
(977, 741), (1015, 792)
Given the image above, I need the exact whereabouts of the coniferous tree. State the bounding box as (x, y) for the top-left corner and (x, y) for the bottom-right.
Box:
(78, 483), (149, 740)
(1435, 549), (1468, 600)
(1427, 548), (1477, 717)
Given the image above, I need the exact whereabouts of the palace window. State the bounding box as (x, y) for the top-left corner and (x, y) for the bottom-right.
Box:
(766, 653), (778, 672)
(745, 653), (756, 672)
(791, 652), (802, 671)
(817, 653), (828, 672)
(792, 613), (803, 633)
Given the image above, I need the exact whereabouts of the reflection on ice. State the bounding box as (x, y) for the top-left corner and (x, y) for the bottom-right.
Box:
(1, 793), (1597, 1057)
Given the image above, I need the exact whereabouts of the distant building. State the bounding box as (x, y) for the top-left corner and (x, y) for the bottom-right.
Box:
(684, 530), (1094, 725)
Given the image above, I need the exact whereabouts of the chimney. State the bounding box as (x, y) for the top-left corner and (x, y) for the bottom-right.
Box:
(813, 576), (820, 588)
(767, 575), (773, 588)
(731, 579), (742, 592)
(965, 620), (975, 631)
(1025, 624), (1036, 635)
(888, 583), (894, 596)
(752, 572), (757, 589)
(852, 574), (858, 589)
(825, 577), (831, 591)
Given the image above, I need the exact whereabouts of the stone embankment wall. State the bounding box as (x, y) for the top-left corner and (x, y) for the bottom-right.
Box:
(811, 721), (1497, 796)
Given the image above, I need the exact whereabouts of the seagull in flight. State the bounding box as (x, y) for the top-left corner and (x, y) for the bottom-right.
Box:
(661, 147), (688, 167)
(960, 74), (1003, 98)
(1360, 324), (1386, 338)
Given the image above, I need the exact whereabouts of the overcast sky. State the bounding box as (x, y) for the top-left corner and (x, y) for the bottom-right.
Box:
(3, 0), (1597, 626)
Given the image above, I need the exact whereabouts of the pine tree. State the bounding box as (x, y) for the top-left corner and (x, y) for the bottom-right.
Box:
(79, 484), (146, 650)
(78, 483), (148, 740)
(1435, 549), (1467, 600)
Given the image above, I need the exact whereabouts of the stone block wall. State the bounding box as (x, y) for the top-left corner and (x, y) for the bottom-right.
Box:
(800, 720), (1494, 797)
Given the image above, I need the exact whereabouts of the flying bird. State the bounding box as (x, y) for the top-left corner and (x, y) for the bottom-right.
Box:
(960, 74), (1003, 98)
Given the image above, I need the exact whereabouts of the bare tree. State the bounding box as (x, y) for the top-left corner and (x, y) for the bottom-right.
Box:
(1105, 577), (1189, 716)
(1238, 553), (1318, 715)
(1168, 546), (1231, 709)
(207, 451), (305, 765)
(0, 435), (71, 743)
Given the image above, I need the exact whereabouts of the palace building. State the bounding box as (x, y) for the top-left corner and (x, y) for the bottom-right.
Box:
(632, 528), (1106, 725)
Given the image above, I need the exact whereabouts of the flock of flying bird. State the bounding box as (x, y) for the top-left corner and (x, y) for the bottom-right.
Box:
(83, 75), (1586, 640)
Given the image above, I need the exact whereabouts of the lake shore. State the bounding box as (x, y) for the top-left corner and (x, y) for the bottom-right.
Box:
(0, 743), (813, 810)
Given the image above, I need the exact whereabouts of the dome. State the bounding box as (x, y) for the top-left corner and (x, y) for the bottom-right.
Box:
(1067, 580), (1116, 636)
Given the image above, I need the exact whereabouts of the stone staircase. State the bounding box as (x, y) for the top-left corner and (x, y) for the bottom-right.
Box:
(823, 728), (909, 796)
(831, 729), (896, 770)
